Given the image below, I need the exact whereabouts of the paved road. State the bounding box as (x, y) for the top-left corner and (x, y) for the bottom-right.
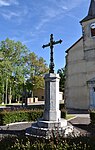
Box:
(0, 122), (32, 138)
(66, 109), (93, 135)
(0, 122), (32, 131)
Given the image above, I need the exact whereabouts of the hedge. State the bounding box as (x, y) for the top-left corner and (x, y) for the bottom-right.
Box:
(0, 107), (67, 125)
(0, 110), (43, 125)
(61, 108), (67, 119)
(90, 110), (95, 125)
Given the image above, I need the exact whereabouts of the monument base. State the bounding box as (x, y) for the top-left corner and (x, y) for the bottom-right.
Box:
(26, 73), (74, 138)
(26, 119), (73, 138)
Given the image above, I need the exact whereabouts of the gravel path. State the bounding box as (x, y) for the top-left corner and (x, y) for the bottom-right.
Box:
(0, 122), (32, 137)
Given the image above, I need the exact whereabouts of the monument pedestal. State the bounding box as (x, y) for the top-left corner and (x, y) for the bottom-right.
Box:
(43, 73), (61, 122)
(26, 73), (73, 138)
(29, 118), (69, 138)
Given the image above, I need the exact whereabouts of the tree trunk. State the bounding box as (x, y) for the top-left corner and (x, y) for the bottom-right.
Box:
(9, 86), (12, 104)
(2, 82), (4, 104)
(5, 78), (8, 104)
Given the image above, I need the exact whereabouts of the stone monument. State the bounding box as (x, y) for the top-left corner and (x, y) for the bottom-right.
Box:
(26, 34), (73, 138)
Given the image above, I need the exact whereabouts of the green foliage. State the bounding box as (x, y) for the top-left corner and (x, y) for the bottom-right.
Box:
(59, 103), (67, 119)
(0, 108), (66, 125)
(61, 108), (67, 119)
(66, 114), (75, 120)
(0, 38), (29, 103)
(0, 105), (66, 125)
(28, 52), (48, 76)
(57, 67), (66, 92)
(0, 135), (95, 150)
(59, 103), (65, 110)
(27, 52), (48, 91)
(0, 38), (49, 104)
(0, 109), (43, 125)
(90, 110), (95, 124)
(32, 75), (45, 89)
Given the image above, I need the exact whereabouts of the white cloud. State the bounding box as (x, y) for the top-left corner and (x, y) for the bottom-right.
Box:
(1, 5), (28, 23)
(0, 0), (87, 43)
(61, 0), (86, 10)
(34, 4), (67, 30)
(35, 0), (86, 31)
(61, 6), (68, 10)
(1, 11), (20, 19)
(0, 0), (19, 7)
(35, 18), (49, 30)
(0, 0), (10, 6)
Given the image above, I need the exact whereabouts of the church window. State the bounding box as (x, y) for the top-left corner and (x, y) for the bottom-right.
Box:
(90, 23), (95, 37)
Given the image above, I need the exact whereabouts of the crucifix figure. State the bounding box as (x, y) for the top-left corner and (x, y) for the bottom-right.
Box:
(42, 34), (62, 73)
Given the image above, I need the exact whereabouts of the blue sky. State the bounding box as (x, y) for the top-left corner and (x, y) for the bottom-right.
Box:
(0, 0), (90, 72)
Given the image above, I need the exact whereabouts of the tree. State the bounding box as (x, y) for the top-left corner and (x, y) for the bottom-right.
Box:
(0, 38), (29, 103)
(57, 67), (66, 92)
(0, 38), (49, 104)
(26, 52), (49, 92)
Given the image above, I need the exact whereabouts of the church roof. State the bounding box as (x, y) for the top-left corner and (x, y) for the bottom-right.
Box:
(66, 37), (83, 53)
(80, 0), (95, 23)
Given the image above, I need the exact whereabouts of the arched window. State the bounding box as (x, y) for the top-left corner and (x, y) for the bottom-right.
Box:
(90, 23), (95, 37)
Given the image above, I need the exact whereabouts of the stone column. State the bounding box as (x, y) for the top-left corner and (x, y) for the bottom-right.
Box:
(27, 73), (69, 138)
(43, 73), (60, 121)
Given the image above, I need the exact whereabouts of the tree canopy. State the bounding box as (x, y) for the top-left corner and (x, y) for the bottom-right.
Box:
(0, 38), (48, 104)
(57, 67), (66, 92)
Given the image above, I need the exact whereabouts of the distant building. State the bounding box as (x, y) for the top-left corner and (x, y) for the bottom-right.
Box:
(33, 88), (64, 102)
(65, 0), (95, 109)
(33, 88), (44, 101)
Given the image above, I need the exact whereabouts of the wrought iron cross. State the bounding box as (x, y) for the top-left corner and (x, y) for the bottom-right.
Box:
(42, 34), (62, 73)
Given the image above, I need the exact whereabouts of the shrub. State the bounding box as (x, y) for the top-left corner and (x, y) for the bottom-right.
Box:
(0, 109), (43, 125)
(0, 135), (95, 150)
(61, 108), (67, 119)
(59, 103), (65, 110)
(0, 107), (67, 125)
(90, 110), (95, 124)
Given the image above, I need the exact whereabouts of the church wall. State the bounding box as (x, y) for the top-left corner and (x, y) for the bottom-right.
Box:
(66, 86), (89, 109)
(67, 61), (86, 75)
(67, 73), (86, 88)
(86, 61), (95, 73)
(82, 18), (95, 108)
(65, 72), (89, 109)
(65, 0), (95, 110)
(65, 39), (90, 109)
(84, 49), (95, 61)
(67, 39), (84, 62)
(82, 18), (95, 51)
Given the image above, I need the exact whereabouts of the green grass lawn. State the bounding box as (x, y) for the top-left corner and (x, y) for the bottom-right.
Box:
(66, 114), (75, 120)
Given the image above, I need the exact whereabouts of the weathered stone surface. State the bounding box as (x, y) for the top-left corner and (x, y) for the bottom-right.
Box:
(26, 73), (73, 138)
(43, 73), (60, 121)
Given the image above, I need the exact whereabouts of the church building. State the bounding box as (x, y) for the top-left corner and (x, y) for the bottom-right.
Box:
(65, 0), (95, 109)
